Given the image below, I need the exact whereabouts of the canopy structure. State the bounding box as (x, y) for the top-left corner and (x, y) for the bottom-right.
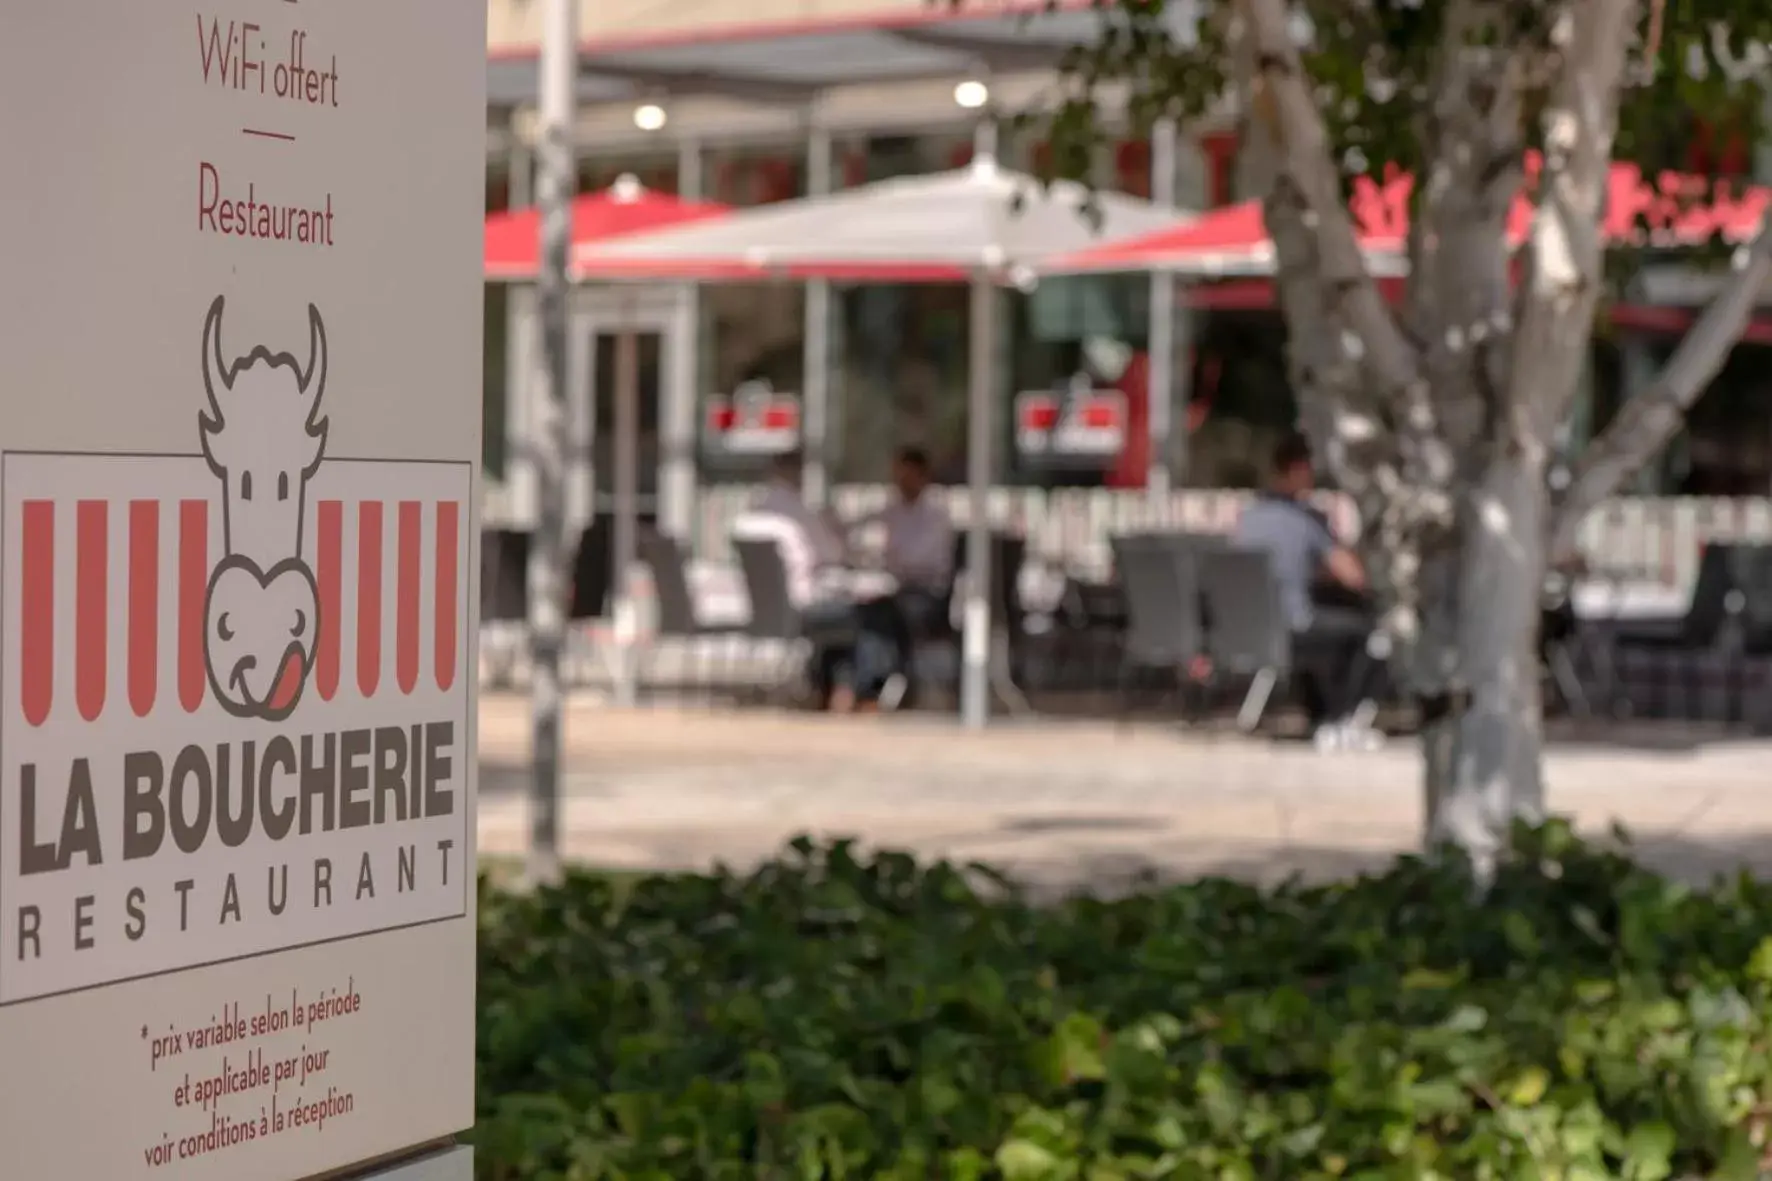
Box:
(486, 5), (1206, 124)
(573, 154), (1184, 279)
(1048, 163), (1768, 276)
(483, 174), (729, 279)
(1049, 172), (1519, 276)
(576, 152), (1185, 729)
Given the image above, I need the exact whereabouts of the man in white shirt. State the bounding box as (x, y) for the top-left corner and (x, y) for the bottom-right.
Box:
(731, 452), (870, 710)
(874, 446), (955, 595)
(852, 446), (954, 708)
(731, 452), (847, 610)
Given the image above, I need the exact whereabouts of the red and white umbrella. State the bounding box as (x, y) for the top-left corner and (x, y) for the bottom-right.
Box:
(1048, 163), (1769, 277)
(1046, 172), (1490, 276)
(572, 155), (1182, 280)
(574, 155), (1186, 728)
(482, 174), (729, 280)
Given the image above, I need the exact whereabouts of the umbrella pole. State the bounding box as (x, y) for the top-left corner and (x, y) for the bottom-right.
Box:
(1147, 268), (1174, 524)
(960, 271), (995, 730)
(611, 303), (640, 708)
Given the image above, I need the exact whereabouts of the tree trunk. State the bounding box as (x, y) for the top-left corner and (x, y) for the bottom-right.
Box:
(1423, 452), (1548, 876)
(527, 0), (577, 886)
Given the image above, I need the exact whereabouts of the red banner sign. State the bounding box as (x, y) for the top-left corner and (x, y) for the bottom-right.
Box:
(704, 382), (801, 455)
(1015, 390), (1127, 459)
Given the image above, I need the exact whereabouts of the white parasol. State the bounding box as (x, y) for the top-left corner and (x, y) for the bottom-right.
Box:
(579, 155), (1185, 727)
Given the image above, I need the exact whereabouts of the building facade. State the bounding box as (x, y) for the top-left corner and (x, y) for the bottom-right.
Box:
(479, 0), (1772, 569)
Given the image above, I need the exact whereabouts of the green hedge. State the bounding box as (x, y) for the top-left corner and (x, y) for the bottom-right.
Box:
(474, 824), (1772, 1180)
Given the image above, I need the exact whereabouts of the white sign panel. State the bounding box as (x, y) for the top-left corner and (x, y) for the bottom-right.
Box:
(1015, 390), (1128, 458)
(704, 382), (801, 456)
(0, 2), (484, 1178)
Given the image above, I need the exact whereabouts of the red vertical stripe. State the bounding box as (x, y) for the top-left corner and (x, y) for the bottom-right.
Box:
(128, 500), (159, 718)
(356, 501), (383, 697)
(396, 501), (421, 694)
(434, 501), (460, 691)
(315, 500), (342, 701)
(178, 500), (207, 713)
(75, 501), (107, 722)
(20, 502), (54, 727)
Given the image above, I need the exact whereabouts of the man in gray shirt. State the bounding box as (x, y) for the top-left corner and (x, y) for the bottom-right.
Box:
(1233, 432), (1371, 731)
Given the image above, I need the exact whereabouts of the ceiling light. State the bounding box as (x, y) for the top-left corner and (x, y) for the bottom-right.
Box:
(953, 80), (989, 110)
(633, 103), (667, 132)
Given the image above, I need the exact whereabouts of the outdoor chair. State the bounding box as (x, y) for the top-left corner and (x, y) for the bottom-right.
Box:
(478, 523), (612, 689)
(1727, 544), (1772, 653)
(1615, 543), (1737, 650)
(1109, 535), (1210, 723)
(636, 531), (746, 701)
(1050, 574), (1128, 694)
(480, 528), (529, 688)
(732, 537), (838, 707)
(569, 515), (614, 622)
(1540, 569), (1626, 721)
(1612, 543), (1759, 722)
(929, 533), (1032, 714)
(566, 516), (616, 688)
(1195, 547), (1293, 732)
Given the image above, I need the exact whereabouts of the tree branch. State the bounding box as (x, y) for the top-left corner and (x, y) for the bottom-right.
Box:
(1549, 202), (1772, 560)
(1505, 0), (1634, 447)
(1406, 0), (1525, 460)
(1238, 0), (1460, 654)
(1240, 0), (1421, 399)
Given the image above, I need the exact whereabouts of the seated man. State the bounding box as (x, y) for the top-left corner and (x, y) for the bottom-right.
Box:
(730, 451), (874, 711)
(1233, 432), (1372, 738)
(852, 446), (955, 705)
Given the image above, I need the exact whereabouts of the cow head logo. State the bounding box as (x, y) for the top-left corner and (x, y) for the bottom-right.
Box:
(197, 296), (329, 721)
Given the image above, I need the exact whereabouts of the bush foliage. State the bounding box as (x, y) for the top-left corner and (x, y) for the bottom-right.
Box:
(474, 825), (1772, 1180)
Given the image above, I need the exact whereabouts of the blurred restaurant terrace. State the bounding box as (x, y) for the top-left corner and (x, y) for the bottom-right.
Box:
(478, 0), (1772, 605)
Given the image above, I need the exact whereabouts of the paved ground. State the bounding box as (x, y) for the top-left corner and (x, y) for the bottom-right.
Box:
(474, 694), (1772, 890)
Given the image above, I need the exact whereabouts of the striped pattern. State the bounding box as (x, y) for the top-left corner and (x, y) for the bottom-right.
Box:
(5, 453), (471, 726)
(681, 484), (1772, 593)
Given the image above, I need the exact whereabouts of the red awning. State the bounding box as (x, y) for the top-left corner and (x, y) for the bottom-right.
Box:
(1053, 162), (1768, 276)
(1183, 277), (1772, 345)
(484, 175), (730, 279)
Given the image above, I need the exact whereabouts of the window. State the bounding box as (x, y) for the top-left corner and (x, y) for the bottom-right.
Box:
(706, 145), (801, 206)
(577, 151), (677, 196)
(483, 284), (508, 477)
(1199, 133), (1238, 207)
(486, 162), (511, 213)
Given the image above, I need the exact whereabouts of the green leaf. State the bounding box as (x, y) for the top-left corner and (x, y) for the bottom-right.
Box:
(1746, 936), (1772, 984)
(1620, 1121), (1675, 1181)
(1442, 1004), (1489, 1034)
(996, 1138), (1062, 1181)
(473, 830), (1772, 1179)
(1046, 1012), (1108, 1085)
(1402, 968), (1459, 990)
(1504, 912), (1540, 956)
(1712, 1129), (1760, 1181)
(1508, 1067), (1550, 1107)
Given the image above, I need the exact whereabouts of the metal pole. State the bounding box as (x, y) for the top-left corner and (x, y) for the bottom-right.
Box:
(611, 316), (640, 707)
(527, 0), (576, 881)
(508, 117), (534, 207)
(660, 138), (702, 544)
(960, 268), (996, 730)
(974, 116), (999, 160)
(803, 125), (833, 507)
(960, 114), (1000, 730)
(1147, 119), (1177, 519)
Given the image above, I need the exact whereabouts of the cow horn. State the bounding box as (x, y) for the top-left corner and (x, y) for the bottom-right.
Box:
(200, 295), (232, 408)
(301, 303), (327, 408)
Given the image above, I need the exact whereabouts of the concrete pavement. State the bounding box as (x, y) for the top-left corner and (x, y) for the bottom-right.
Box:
(475, 695), (1772, 890)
